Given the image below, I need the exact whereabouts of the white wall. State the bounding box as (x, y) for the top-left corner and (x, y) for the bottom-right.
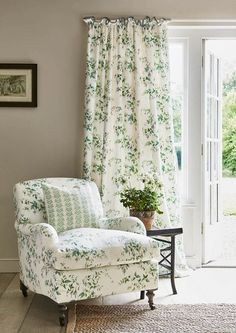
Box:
(1, 0), (236, 271)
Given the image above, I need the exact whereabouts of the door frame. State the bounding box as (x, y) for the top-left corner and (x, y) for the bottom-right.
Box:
(169, 27), (236, 268)
(201, 36), (236, 265)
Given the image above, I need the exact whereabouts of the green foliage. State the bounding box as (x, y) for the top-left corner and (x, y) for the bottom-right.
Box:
(223, 93), (236, 124)
(223, 120), (236, 175)
(171, 96), (182, 143)
(223, 208), (236, 216)
(120, 188), (163, 213)
(222, 72), (236, 175)
(170, 95), (182, 169)
(223, 72), (236, 96)
(119, 174), (163, 213)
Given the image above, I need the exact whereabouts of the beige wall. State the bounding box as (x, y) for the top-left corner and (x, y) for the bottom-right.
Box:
(80, 0), (236, 20)
(0, 0), (87, 267)
(0, 0), (235, 270)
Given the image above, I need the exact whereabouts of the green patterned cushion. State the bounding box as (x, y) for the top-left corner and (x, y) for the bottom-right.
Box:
(42, 182), (103, 233)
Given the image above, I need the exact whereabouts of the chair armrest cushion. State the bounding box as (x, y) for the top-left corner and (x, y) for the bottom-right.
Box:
(15, 222), (59, 248)
(99, 216), (146, 235)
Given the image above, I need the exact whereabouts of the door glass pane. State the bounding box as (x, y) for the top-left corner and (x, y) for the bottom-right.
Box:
(209, 184), (212, 224)
(211, 184), (217, 225)
(217, 183), (219, 222)
(210, 54), (214, 94)
(207, 141), (210, 174)
(214, 100), (218, 138)
(213, 57), (218, 96)
(207, 97), (211, 137)
(206, 184), (210, 225)
(214, 142), (218, 177)
(206, 54), (211, 94)
(210, 98), (215, 138)
(217, 59), (220, 97)
(210, 142), (212, 181)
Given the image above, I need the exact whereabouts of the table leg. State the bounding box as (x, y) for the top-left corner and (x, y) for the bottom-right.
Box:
(140, 290), (145, 299)
(171, 235), (177, 294)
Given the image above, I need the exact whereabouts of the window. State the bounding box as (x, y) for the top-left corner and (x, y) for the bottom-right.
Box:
(169, 39), (188, 197)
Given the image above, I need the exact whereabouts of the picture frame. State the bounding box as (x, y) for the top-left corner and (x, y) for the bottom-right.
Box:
(0, 63), (37, 107)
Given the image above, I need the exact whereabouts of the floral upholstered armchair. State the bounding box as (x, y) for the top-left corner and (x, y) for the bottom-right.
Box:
(14, 178), (159, 326)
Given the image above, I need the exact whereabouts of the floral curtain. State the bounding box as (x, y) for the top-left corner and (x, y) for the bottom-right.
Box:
(83, 16), (189, 275)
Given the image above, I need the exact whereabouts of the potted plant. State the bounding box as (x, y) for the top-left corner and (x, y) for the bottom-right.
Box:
(120, 174), (163, 230)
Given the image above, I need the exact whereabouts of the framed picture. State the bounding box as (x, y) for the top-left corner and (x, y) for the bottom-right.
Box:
(0, 64), (37, 107)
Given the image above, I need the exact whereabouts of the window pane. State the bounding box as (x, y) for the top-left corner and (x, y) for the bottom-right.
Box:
(171, 95), (183, 143)
(169, 43), (184, 91)
(169, 42), (184, 172)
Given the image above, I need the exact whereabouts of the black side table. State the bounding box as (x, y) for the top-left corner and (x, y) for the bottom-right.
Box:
(140, 227), (183, 299)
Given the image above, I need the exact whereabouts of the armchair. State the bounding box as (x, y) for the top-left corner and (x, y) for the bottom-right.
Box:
(14, 178), (159, 326)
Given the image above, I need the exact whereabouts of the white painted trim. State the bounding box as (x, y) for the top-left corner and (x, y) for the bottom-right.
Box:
(169, 21), (236, 29)
(183, 38), (189, 202)
(0, 259), (19, 273)
(186, 255), (200, 269)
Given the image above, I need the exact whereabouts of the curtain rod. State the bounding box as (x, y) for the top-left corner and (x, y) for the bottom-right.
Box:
(83, 17), (236, 24)
(83, 16), (171, 23)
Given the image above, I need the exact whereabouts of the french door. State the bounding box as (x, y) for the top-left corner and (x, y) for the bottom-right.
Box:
(202, 39), (223, 264)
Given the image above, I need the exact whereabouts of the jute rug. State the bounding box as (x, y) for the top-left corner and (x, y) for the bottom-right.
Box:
(66, 303), (236, 333)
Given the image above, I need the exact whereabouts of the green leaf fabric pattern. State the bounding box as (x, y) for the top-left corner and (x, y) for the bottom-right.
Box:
(14, 177), (159, 304)
(83, 16), (190, 276)
(48, 227), (159, 270)
(42, 183), (103, 233)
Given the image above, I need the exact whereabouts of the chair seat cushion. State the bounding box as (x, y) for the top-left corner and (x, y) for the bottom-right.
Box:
(49, 228), (159, 271)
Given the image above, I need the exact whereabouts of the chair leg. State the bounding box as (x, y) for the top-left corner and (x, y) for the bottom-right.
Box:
(58, 304), (68, 327)
(20, 280), (28, 297)
(146, 290), (156, 310)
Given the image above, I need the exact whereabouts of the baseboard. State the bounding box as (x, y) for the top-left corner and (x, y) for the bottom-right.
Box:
(0, 259), (19, 272)
(186, 256), (200, 270)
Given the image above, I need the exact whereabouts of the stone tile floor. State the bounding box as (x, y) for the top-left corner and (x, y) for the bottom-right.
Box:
(205, 216), (236, 266)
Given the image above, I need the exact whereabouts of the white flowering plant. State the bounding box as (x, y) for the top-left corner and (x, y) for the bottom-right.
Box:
(119, 173), (163, 214)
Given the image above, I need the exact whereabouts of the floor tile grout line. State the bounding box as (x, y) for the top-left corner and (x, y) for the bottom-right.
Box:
(17, 293), (35, 333)
(0, 273), (16, 299)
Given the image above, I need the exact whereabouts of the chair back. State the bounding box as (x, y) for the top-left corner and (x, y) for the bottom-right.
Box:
(14, 178), (103, 227)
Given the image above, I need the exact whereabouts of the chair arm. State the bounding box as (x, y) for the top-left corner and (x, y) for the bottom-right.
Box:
(99, 216), (146, 235)
(15, 222), (59, 249)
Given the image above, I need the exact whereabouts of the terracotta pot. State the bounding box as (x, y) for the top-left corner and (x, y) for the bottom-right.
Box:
(130, 209), (155, 230)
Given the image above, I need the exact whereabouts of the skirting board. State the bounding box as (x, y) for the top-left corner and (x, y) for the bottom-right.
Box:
(186, 256), (201, 269)
(0, 259), (19, 273)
